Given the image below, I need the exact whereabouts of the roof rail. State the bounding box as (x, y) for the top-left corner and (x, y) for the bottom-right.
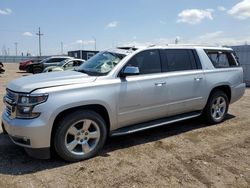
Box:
(167, 43), (222, 47)
(117, 46), (137, 50)
(147, 44), (156, 48)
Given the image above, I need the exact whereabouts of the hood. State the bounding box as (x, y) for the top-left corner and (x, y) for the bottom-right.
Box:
(20, 60), (31, 65)
(8, 71), (97, 93)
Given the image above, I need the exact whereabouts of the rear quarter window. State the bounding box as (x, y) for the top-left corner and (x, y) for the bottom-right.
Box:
(205, 50), (239, 68)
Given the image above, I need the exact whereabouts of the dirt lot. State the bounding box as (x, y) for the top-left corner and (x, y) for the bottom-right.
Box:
(0, 63), (250, 188)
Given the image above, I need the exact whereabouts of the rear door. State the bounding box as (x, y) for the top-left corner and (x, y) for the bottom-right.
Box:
(160, 49), (206, 116)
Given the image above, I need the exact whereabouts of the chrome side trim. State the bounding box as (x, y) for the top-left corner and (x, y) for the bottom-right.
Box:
(111, 113), (201, 136)
(119, 97), (203, 115)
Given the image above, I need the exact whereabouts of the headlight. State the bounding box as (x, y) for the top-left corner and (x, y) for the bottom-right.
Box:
(16, 94), (48, 119)
(20, 96), (29, 104)
(18, 94), (48, 105)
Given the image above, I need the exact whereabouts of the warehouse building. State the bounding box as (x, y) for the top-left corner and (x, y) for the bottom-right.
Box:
(231, 45), (250, 86)
(68, 50), (99, 61)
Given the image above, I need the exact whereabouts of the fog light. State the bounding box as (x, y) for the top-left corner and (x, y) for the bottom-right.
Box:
(23, 107), (31, 113)
(11, 136), (31, 145)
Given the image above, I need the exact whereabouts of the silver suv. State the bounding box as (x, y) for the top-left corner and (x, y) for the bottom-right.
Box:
(2, 45), (246, 161)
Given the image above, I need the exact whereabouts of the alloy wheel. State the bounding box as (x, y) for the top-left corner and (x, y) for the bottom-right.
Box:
(64, 119), (100, 156)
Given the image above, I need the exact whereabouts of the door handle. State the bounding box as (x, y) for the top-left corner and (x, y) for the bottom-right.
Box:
(194, 77), (203, 81)
(155, 82), (166, 87)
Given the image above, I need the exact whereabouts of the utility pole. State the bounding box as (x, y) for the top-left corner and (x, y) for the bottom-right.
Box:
(14, 42), (18, 56)
(93, 36), (96, 50)
(36, 27), (43, 56)
(61, 42), (63, 55)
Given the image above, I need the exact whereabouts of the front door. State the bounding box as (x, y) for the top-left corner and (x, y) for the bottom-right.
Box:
(117, 49), (168, 128)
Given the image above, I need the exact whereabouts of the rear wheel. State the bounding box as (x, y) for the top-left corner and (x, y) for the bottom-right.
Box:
(54, 110), (107, 162)
(203, 90), (229, 124)
(33, 66), (42, 74)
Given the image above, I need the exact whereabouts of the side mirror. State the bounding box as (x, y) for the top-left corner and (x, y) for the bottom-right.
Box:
(120, 66), (139, 77)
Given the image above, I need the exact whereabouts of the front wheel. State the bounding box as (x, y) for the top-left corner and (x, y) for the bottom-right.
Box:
(203, 90), (229, 124)
(54, 110), (107, 162)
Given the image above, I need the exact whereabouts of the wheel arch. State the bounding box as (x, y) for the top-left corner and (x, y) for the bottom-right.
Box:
(50, 104), (111, 146)
(208, 85), (231, 103)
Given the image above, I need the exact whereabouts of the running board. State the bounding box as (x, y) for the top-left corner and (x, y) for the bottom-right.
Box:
(110, 111), (201, 137)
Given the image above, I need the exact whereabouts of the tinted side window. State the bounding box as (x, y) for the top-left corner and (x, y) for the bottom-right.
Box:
(126, 50), (161, 74)
(54, 58), (66, 62)
(205, 50), (239, 68)
(73, 60), (82, 66)
(47, 58), (66, 63)
(161, 49), (196, 72)
(45, 59), (54, 63)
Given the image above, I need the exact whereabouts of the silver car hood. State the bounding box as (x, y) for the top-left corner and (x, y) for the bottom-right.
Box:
(7, 71), (97, 93)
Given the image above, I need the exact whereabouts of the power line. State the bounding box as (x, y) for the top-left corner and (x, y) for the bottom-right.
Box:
(36, 27), (43, 56)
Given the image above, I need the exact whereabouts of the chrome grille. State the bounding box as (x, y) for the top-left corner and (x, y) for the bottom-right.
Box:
(6, 106), (11, 116)
(4, 89), (18, 118)
(6, 89), (18, 103)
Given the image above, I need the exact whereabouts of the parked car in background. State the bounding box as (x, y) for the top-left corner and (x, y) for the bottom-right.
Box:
(0, 62), (5, 74)
(2, 45), (245, 162)
(19, 60), (32, 71)
(43, 59), (85, 73)
(26, 56), (73, 74)
(19, 58), (46, 72)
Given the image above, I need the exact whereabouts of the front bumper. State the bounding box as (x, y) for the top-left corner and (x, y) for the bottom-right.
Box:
(19, 65), (25, 71)
(2, 112), (51, 159)
(1, 112), (51, 149)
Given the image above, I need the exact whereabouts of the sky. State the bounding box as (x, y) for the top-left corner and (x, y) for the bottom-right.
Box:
(0, 0), (250, 56)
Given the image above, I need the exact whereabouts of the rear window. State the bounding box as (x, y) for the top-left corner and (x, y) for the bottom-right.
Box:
(205, 50), (239, 68)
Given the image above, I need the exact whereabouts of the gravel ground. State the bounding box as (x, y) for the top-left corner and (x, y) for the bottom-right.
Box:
(0, 63), (250, 188)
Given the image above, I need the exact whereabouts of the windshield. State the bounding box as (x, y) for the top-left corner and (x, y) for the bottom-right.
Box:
(77, 51), (125, 76)
(58, 60), (68, 66)
(40, 57), (50, 63)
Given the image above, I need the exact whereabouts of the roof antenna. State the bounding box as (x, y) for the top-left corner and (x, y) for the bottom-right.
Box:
(127, 46), (135, 53)
(175, 37), (179, 44)
(148, 44), (156, 48)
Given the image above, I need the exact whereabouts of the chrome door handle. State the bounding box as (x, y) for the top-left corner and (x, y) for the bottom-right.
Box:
(194, 77), (203, 81)
(155, 82), (166, 87)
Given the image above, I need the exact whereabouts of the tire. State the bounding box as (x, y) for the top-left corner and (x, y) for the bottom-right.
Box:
(33, 66), (42, 74)
(203, 90), (229, 124)
(26, 66), (32, 73)
(53, 110), (107, 162)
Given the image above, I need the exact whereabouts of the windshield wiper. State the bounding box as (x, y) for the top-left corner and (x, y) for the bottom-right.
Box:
(75, 68), (104, 76)
(75, 69), (89, 75)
